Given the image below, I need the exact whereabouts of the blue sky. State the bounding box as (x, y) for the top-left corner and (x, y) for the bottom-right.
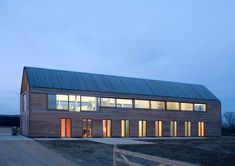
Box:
(0, 0), (234, 115)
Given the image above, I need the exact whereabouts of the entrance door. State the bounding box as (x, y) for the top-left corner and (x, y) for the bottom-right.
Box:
(82, 119), (92, 137)
(60, 118), (71, 138)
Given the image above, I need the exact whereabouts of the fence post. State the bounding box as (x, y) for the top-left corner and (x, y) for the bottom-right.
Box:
(113, 144), (117, 166)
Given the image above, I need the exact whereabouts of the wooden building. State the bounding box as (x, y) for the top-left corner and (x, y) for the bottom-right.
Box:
(20, 67), (221, 138)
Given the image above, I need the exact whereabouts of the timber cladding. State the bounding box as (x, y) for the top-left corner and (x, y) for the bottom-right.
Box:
(27, 92), (221, 137)
(20, 67), (221, 138)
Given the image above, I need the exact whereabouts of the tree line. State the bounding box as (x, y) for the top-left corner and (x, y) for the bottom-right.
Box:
(222, 112), (235, 136)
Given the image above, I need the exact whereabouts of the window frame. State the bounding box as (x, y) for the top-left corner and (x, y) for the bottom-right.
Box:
(80, 96), (97, 112)
(120, 119), (130, 137)
(166, 102), (180, 111)
(194, 103), (207, 112)
(138, 120), (147, 137)
(180, 102), (194, 111)
(100, 97), (116, 108)
(134, 100), (150, 109)
(150, 101), (166, 110)
(116, 98), (133, 109)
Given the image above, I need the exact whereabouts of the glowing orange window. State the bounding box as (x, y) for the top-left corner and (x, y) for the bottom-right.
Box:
(60, 118), (71, 138)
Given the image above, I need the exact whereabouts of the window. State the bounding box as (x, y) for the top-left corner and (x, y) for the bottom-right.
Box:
(121, 120), (130, 137)
(198, 122), (205, 137)
(116, 99), (133, 108)
(82, 119), (92, 137)
(135, 100), (150, 109)
(194, 104), (206, 112)
(170, 121), (177, 136)
(138, 120), (147, 137)
(60, 118), (71, 138)
(151, 101), (165, 110)
(56, 95), (69, 110)
(23, 94), (27, 112)
(155, 121), (163, 137)
(101, 98), (115, 107)
(69, 95), (80, 111)
(48, 94), (56, 110)
(167, 102), (180, 110)
(102, 120), (112, 137)
(185, 121), (191, 136)
(81, 96), (97, 111)
(181, 103), (193, 111)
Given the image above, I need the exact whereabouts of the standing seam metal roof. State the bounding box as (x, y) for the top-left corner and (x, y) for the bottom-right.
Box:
(24, 67), (219, 101)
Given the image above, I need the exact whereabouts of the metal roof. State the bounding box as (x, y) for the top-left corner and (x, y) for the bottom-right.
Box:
(24, 67), (219, 101)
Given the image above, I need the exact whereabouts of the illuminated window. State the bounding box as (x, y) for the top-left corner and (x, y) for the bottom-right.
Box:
(116, 99), (133, 108)
(155, 121), (163, 137)
(167, 102), (180, 110)
(81, 96), (97, 111)
(69, 95), (80, 111)
(56, 95), (69, 110)
(184, 121), (191, 136)
(121, 120), (130, 137)
(170, 121), (177, 136)
(103, 120), (112, 137)
(198, 121), (205, 137)
(101, 98), (115, 107)
(194, 104), (206, 112)
(82, 119), (92, 137)
(138, 120), (147, 137)
(181, 103), (193, 111)
(135, 100), (150, 109)
(60, 118), (71, 138)
(151, 101), (165, 110)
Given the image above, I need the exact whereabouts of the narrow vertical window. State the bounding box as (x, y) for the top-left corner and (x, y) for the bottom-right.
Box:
(155, 121), (163, 137)
(170, 121), (177, 136)
(121, 120), (130, 137)
(82, 119), (92, 137)
(60, 118), (71, 138)
(103, 120), (112, 137)
(138, 120), (147, 137)
(198, 121), (205, 137)
(184, 121), (191, 136)
(23, 94), (27, 112)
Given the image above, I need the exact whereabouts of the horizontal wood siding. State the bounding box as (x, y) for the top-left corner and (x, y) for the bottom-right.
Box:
(27, 92), (221, 137)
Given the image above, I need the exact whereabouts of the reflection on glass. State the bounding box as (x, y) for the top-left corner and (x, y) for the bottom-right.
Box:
(81, 96), (96, 111)
(56, 95), (68, 110)
(194, 104), (206, 112)
(101, 98), (115, 107)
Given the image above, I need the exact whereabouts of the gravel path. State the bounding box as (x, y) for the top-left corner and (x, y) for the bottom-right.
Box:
(0, 140), (76, 166)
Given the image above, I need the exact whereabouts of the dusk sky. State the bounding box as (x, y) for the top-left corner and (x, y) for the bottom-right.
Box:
(0, 0), (234, 115)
